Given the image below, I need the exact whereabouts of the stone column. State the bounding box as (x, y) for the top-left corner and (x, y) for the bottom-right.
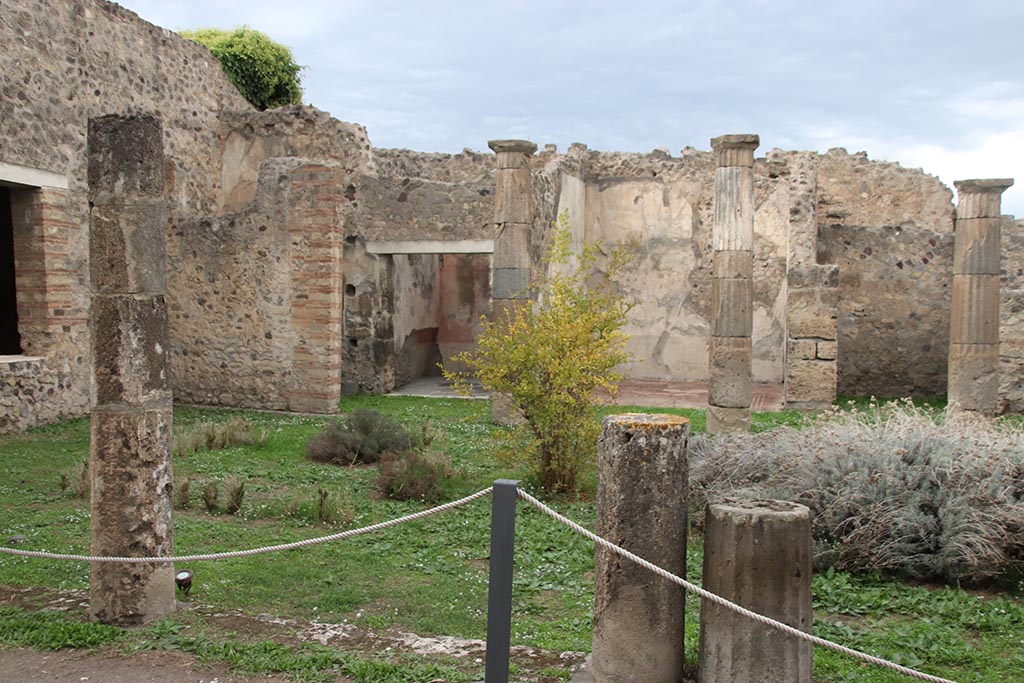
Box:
(698, 500), (812, 683)
(948, 178), (1013, 413)
(487, 139), (537, 425)
(708, 134), (759, 433)
(88, 114), (175, 624)
(590, 414), (689, 683)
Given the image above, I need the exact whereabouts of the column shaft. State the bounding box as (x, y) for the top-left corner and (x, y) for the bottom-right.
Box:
(87, 114), (175, 625)
(708, 134), (758, 433)
(948, 178), (1013, 413)
(487, 139), (537, 425)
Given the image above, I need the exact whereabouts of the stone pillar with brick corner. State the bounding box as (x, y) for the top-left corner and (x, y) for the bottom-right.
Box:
(587, 413), (689, 683)
(708, 134), (759, 433)
(487, 139), (537, 425)
(949, 178), (1014, 413)
(698, 499), (813, 683)
(782, 153), (840, 409)
(87, 114), (176, 625)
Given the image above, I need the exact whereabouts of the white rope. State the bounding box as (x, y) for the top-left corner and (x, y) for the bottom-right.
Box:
(516, 489), (959, 683)
(0, 487), (493, 563)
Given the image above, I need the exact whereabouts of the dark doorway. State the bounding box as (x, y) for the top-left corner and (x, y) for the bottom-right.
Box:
(0, 187), (21, 354)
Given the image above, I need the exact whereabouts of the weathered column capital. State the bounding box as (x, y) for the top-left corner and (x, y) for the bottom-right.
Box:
(711, 133), (760, 167)
(488, 139), (538, 155)
(954, 178), (1014, 219)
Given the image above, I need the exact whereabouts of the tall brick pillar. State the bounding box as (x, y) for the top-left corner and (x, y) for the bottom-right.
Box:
(487, 139), (537, 425)
(948, 178), (1014, 413)
(87, 114), (176, 624)
(708, 134), (759, 433)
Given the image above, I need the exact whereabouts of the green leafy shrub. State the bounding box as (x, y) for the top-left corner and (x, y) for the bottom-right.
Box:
(690, 400), (1024, 582)
(446, 211), (632, 494)
(376, 451), (456, 502)
(174, 417), (268, 456)
(180, 27), (302, 110)
(306, 409), (415, 466)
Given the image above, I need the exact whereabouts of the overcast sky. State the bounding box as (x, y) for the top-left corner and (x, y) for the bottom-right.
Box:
(115, 0), (1024, 215)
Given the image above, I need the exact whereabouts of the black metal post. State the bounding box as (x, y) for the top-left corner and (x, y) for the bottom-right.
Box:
(484, 479), (519, 683)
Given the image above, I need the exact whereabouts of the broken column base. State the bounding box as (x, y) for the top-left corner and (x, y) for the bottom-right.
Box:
(698, 499), (812, 683)
(706, 405), (750, 433)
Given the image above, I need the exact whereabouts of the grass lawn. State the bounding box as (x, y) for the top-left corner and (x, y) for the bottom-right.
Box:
(0, 395), (1021, 682)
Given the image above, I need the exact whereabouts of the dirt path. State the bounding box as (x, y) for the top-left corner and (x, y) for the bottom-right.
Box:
(0, 647), (296, 683)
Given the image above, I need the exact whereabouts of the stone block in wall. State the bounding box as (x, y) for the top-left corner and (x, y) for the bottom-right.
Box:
(950, 274), (1000, 345)
(786, 360), (837, 405)
(787, 289), (838, 340)
(492, 268), (529, 300)
(953, 217), (1001, 275)
(787, 264), (839, 289)
(788, 340), (816, 360)
(710, 279), (753, 338)
(709, 336), (752, 408)
(816, 341), (838, 360)
(89, 203), (167, 294)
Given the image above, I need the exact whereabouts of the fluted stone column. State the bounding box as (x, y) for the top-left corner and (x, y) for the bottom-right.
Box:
(698, 500), (812, 683)
(948, 178), (1013, 413)
(487, 139), (537, 425)
(708, 134), (759, 433)
(88, 114), (175, 624)
(589, 414), (689, 683)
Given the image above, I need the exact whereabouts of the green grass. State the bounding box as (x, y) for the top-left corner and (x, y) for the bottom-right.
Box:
(1, 395), (1022, 682)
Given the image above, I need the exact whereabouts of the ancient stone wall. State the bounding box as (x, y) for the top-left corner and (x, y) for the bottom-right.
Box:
(169, 158), (347, 412)
(0, 0), (249, 432)
(816, 150), (955, 397)
(546, 148), (790, 384)
(1000, 217), (1024, 412)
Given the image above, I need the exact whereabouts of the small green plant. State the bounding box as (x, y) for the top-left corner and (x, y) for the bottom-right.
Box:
(174, 417), (268, 456)
(306, 409), (415, 466)
(174, 477), (192, 510)
(446, 211), (633, 494)
(376, 451), (456, 502)
(59, 460), (89, 499)
(224, 477), (245, 515)
(202, 480), (221, 514)
(179, 27), (302, 110)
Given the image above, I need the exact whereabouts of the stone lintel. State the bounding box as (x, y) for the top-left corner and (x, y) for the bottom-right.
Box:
(365, 239), (494, 255)
(711, 134), (760, 167)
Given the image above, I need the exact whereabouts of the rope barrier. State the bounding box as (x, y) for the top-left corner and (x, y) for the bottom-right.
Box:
(0, 482), (964, 683)
(0, 487), (493, 563)
(516, 489), (959, 683)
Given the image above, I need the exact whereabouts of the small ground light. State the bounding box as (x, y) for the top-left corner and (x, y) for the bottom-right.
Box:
(175, 569), (193, 595)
